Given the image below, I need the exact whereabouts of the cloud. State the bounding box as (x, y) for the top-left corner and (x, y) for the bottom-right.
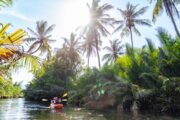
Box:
(0, 9), (35, 22)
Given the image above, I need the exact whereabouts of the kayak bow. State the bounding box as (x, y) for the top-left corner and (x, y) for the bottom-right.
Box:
(50, 103), (64, 109)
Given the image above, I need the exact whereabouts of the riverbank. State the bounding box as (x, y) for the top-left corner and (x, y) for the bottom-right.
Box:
(0, 96), (23, 99)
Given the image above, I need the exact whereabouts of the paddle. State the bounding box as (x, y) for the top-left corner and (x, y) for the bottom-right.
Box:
(41, 99), (48, 102)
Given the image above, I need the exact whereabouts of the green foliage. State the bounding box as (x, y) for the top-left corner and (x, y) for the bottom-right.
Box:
(0, 78), (23, 98)
(0, 23), (37, 99)
(114, 29), (180, 112)
(68, 65), (117, 105)
(25, 47), (82, 101)
(13, 0), (179, 114)
(68, 29), (180, 113)
(25, 59), (67, 101)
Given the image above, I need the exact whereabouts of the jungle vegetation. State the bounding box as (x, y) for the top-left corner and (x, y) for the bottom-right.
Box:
(0, 0), (179, 114)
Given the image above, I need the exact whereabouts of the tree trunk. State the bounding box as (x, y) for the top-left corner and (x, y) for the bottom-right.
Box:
(165, 1), (180, 38)
(93, 29), (101, 69)
(96, 42), (101, 68)
(88, 56), (90, 68)
(95, 36), (101, 68)
(129, 27), (134, 50)
(114, 52), (117, 62)
(169, 10), (180, 38)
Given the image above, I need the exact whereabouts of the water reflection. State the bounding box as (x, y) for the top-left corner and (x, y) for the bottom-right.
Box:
(0, 98), (179, 120)
(0, 98), (106, 120)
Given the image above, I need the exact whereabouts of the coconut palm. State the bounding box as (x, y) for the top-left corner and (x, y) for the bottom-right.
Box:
(150, 0), (180, 38)
(81, 0), (114, 68)
(102, 39), (124, 64)
(25, 21), (55, 59)
(113, 3), (151, 50)
(60, 33), (81, 66)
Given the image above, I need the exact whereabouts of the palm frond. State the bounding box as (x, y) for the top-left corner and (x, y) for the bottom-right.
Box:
(134, 19), (151, 26)
(113, 24), (124, 34)
(0, 24), (27, 62)
(121, 27), (130, 38)
(44, 24), (55, 35)
(146, 38), (156, 52)
(132, 6), (149, 17)
(0, 0), (13, 9)
(133, 27), (141, 36)
(15, 53), (43, 75)
(27, 28), (38, 37)
(152, 0), (163, 22)
(100, 3), (113, 12)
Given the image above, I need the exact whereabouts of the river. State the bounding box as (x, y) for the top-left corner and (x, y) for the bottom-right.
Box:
(0, 98), (179, 120)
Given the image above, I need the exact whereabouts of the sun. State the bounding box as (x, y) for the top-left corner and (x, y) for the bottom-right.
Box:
(61, 0), (89, 35)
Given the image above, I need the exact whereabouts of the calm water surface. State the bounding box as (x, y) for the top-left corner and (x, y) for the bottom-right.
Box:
(0, 98), (179, 120)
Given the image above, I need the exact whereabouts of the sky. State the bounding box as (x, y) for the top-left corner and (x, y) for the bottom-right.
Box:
(0, 0), (179, 87)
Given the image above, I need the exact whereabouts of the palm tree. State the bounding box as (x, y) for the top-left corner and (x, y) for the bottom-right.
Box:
(102, 39), (124, 64)
(60, 33), (81, 66)
(25, 21), (55, 59)
(150, 0), (180, 38)
(81, 0), (114, 68)
(81, 33), (96, 67)
(113, 3), (151, 50)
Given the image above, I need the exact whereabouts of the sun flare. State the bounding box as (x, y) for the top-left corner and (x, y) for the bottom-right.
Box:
(61, 1), (89, 34)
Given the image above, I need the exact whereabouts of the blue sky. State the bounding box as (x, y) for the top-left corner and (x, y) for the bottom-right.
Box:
(0, 0), (179, 87)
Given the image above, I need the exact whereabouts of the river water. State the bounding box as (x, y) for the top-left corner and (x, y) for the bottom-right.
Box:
(0, 98), (179, 120)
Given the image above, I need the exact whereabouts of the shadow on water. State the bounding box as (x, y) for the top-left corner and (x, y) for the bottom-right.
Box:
(0, 98), (180, 120)
(101, 108), (180, 120)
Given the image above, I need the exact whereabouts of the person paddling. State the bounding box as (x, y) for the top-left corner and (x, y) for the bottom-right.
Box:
(50, 92), (68, 108)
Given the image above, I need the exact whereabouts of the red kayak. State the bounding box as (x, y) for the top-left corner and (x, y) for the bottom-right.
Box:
(50, 103), (64, 109)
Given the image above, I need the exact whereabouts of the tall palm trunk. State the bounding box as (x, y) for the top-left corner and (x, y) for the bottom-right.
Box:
(168, 8), (180, 38)
(87, 56), (90, 67)
(113, 51), (117, 62)
(95, 39), (101, 68)
(164, 1), (180, 38)
(129, 27), (134, 50)
(94, 30), (101, 68)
